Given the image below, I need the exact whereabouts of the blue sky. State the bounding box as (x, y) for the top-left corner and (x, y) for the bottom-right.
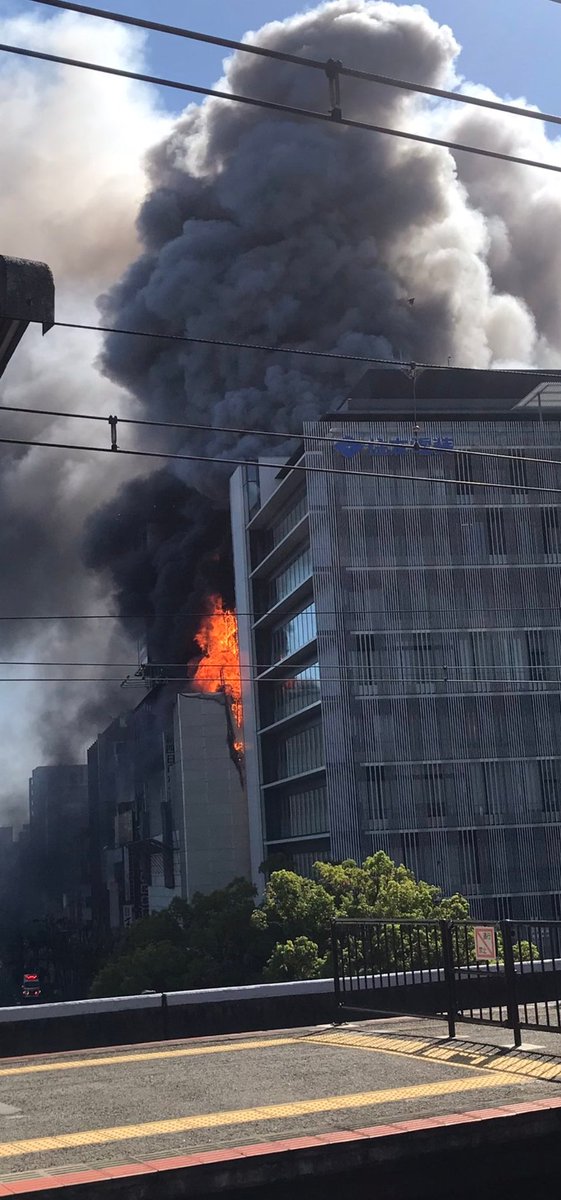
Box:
(2, 0), (560, 117)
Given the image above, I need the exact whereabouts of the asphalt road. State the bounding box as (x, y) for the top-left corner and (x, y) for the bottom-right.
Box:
(0, 1017), (560, 1185)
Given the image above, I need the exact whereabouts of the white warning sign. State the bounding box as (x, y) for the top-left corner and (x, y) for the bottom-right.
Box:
(474, 925), (497, 961)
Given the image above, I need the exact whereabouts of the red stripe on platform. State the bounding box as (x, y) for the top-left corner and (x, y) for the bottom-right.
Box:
(4, 1095), (561, 1193)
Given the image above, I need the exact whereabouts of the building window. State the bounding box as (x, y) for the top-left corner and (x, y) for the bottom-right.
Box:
(268, 546), (312, 607)
(354, 632), (442, 695)
(274, 721), (324, 780)
(400, 831), (421, 877)
(290, 847), (331, 878)
(354, 633), (384, 691)
(508, 450), (528, 494)
(493, 896), (512, 921)
(412, 763), (447, 823)
(539, 759), (561, 816)
(527, 630), (546, 683)
(459, 829), (481, 889)
(270, 662), (321, 723)
(399, 635), (440, 687)
(365, 765), (391, 826)
(270, 603), (316, 664)
(455, 452), (474, 497)
(541, 507), (561, 558)
(485, 508), (506, 558)
(265, 784), (328, 840)
(270, 490), (307, 547)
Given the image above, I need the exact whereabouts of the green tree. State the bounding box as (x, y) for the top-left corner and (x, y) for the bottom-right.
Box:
(256, 853), (469, 981)
(263, 936), (328, 982)
(89, 855), (470, 995)
(89, 879), (269, 997)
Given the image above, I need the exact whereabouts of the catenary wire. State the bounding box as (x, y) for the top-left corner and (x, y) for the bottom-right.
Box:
(2, 674), (561, 686)
(1, 41), (561, 176)
(55, 318), (410, 368)
(0, 606), (560, 619)
(5, 667), (561, 676)
(9, 393), (561, 479)
(6, 398), (561, 477)
(3, 431), (561, 496)
(51, 319), (561, 375)
(26, 0), (561, 134)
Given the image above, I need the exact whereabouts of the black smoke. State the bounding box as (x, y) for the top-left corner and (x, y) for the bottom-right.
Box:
(83, 470), (233, 665)
(93, 0), (560, 658)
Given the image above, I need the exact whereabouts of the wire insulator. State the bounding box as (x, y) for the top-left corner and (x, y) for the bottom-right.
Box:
(326, 58), (343, 121)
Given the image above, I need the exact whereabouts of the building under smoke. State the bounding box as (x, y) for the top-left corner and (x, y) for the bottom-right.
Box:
(5, 0), (561, 828)
(91, 0), (561, 736)
(232, 367), (561, 921)
(88, 684), (249, 929)
(28, 764), (90, 923)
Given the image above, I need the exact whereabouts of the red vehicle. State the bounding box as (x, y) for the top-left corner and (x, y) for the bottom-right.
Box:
(21, 973), (42, 1003)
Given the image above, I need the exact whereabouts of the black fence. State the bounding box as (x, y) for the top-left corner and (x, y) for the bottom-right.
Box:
(332, 918), (561, 1047)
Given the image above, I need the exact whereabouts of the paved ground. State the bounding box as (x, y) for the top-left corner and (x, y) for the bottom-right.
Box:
(1, 1016), (561, 1188)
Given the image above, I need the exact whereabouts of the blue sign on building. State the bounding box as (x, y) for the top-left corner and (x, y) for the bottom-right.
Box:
(334, 435), (454, 459)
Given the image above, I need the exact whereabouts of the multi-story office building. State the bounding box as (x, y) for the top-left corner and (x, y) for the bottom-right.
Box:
(88, 685), (250, 928)
(28, 764), (90, 921)
(231, 366), (561, 920)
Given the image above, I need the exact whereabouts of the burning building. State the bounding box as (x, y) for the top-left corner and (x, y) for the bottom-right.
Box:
(191, 595), (244, 756)
(87, 604), (250, 929)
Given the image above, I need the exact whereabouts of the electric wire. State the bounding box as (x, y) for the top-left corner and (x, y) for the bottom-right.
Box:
(0, 606), (560, 619)
(1, 41), (561, 175)
(9, 395), (561, 481)
(51, 319), (561, 375)
(2, 430), (561, 497)
(4, 394), (561, 459)
(5, 666), (561, 680)
(26, 0), (561, 134)
(55, 318), (409, 368)
(2, 674), (561, 687)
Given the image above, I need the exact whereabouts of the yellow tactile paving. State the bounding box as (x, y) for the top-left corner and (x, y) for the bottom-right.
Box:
(313, 1030), (561, 1085)
(0, 1036), (301, 1078)
(0, 1073), (520, 1159)
(4, 1025), (561, 1088)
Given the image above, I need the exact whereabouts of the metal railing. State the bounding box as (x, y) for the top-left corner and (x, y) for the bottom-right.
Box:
(332, 918), (456, 1037)
(504, 920), (561, 1035)
(332, 917), (561, 1047)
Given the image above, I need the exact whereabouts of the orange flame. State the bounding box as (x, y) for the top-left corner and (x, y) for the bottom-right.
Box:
(192, 595), (243, 750)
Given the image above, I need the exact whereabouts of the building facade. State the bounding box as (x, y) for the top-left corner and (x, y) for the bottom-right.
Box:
(28, 764), (90, 921)
(231, 367), (561, 920)
(88, 685), (250, 928)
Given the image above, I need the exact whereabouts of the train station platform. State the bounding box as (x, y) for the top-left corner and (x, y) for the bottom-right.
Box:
(1, 1017), (561, 1196)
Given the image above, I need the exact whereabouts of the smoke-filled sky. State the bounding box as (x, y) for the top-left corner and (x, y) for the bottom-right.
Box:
(1, 0), (561, 820)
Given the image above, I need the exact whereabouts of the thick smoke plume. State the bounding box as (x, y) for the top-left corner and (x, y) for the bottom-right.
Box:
(3, 0), (561, 815)
(96, 0), (561, 662)
(0, 9), (167, 811)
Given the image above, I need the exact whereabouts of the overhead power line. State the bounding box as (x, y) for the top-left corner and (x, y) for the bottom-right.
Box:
(3, 430), (561, 495)
(3, 676), (561, 688)
(5, 658), (561, 675)
(7, 396), (561, 478)
(1, 41), (561, 175)
(0, 605), (560, 619)
(46, 318), (561, 377)
(54, 319), (417, 369)
(26, 0), (561, 134)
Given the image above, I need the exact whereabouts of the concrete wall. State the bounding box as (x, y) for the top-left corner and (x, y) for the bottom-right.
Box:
(230, 466), (266, 887)
(173, 693), (251, 897)
(0, 979), (336, 1057)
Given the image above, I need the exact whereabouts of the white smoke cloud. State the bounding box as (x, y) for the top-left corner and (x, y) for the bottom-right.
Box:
(0, 9), (169, 815)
